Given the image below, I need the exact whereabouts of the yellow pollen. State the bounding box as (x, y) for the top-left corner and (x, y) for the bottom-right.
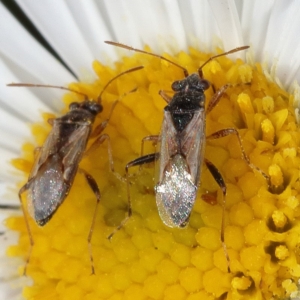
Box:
(272, 210), (287, 228)
(282, 147), (296, 159)
(262, 96), (275, 114)
(285, 195), (299, 209)
(237, 93), (255, 114)
(7, 46), (300, 299)
(282, 279), (298, 294)
(231, 275), (252, 290)
(275, 245), (290, 260)
(261, 118), (275, 144)
(269, 163), (284, 187)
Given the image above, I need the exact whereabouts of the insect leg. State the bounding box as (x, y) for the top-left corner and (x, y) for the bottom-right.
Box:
(18, 181), (35, 276)
(91, 87), (138, 139)
(201, 191), (218, 206)
(204, 158), (230, 273)
(138, 135), (159, 172)
(159, 90), (173, 103)
(78, 169), (101, 275)
(141, 135), (159, 156)
(206, 82), (251, 114)
(108, 153), (159, 240)
(0, 204), (20, 209)
(86, 133), (125, 183)
(17, 146), (45, 275)
(206, 84), (231, 114)
(207, 128), (270, 184)
(90, 100), (119, 139)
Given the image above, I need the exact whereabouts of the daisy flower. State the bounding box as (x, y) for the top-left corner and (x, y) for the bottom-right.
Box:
(1, 1), (300, 299)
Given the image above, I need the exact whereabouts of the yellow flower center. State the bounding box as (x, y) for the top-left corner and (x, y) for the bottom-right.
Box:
(7, 47), (300, 300)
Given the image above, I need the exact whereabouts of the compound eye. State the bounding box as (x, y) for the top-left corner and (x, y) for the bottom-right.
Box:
(69, 102), (79, 110)
(198, 79), (210, 90)
(91, 103), (103, 114)
(172, 80), (184, 91)
(82, 101), (103, 114)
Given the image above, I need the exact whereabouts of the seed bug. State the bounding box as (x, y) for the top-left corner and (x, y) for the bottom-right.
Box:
(7, 65), (143, 275)
(105, 42), (270, 271)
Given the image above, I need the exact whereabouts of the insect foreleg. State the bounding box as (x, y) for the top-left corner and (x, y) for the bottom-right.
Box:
(85, 133), (124, 183)
(90, 100), (119, 139)
(92, 87), (138, 138)
(206, 84), (231, 114)
(206, 82), (251, 114)
(159, 90), (173, 103)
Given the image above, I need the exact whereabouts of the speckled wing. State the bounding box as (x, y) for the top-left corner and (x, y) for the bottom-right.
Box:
(155, 109), (206, 227)
(27, 121), (91, 225)
(180, 109), (206, 185)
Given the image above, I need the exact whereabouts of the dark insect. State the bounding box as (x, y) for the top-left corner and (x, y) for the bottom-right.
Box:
(105, 41), (270, 272)
(8, 65), (143, 275)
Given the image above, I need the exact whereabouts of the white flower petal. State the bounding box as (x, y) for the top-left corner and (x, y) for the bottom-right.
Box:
(0, 3), (74, 85)
(208, 0), (244, 50)
(239, 0), (274, 62)
(0, 147), (23, 200)
(264, 0), (300, 87)
(177, 0), (219, 51)
(100, 0), (190, 56)
(1, 1), (300, 298)
(1, 62), (53, 121)
(0, 230), (27, 300)
(15, 0), (117, 78)
(63, 0), (118, 61)
(239, 0), (300, 87)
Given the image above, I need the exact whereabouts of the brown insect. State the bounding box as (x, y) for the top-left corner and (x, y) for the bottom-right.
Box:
(105, 42), (270, 272)
(8, 65), (143, 275)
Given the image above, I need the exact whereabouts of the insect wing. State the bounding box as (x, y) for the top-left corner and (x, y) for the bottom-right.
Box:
(180, 109), (206, 185)
(61, 123), (91, 181)
(155, 109), (206, 227)
(27, 119), (91, 225)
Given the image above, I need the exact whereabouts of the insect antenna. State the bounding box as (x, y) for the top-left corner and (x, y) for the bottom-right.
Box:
(105, 41), (189, 77)
(7, 65), (143, 103)
(7, 83), (89, 100)
(198, 46), (250, 78)
(97, 65), (143, 103)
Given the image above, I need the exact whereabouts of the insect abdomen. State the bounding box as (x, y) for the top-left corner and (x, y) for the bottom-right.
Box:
(155, 154), (197, 228)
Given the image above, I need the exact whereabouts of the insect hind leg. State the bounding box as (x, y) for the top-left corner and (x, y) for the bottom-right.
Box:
(18, 181), (35, 276)
(78, 168), (101, 275)
(108, 153), (159, 240)
(204, 158), (230, 273)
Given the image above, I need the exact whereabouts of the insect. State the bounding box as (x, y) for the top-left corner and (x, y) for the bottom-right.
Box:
(8, 65), (143, 275)
(105, 42), (270, 271)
